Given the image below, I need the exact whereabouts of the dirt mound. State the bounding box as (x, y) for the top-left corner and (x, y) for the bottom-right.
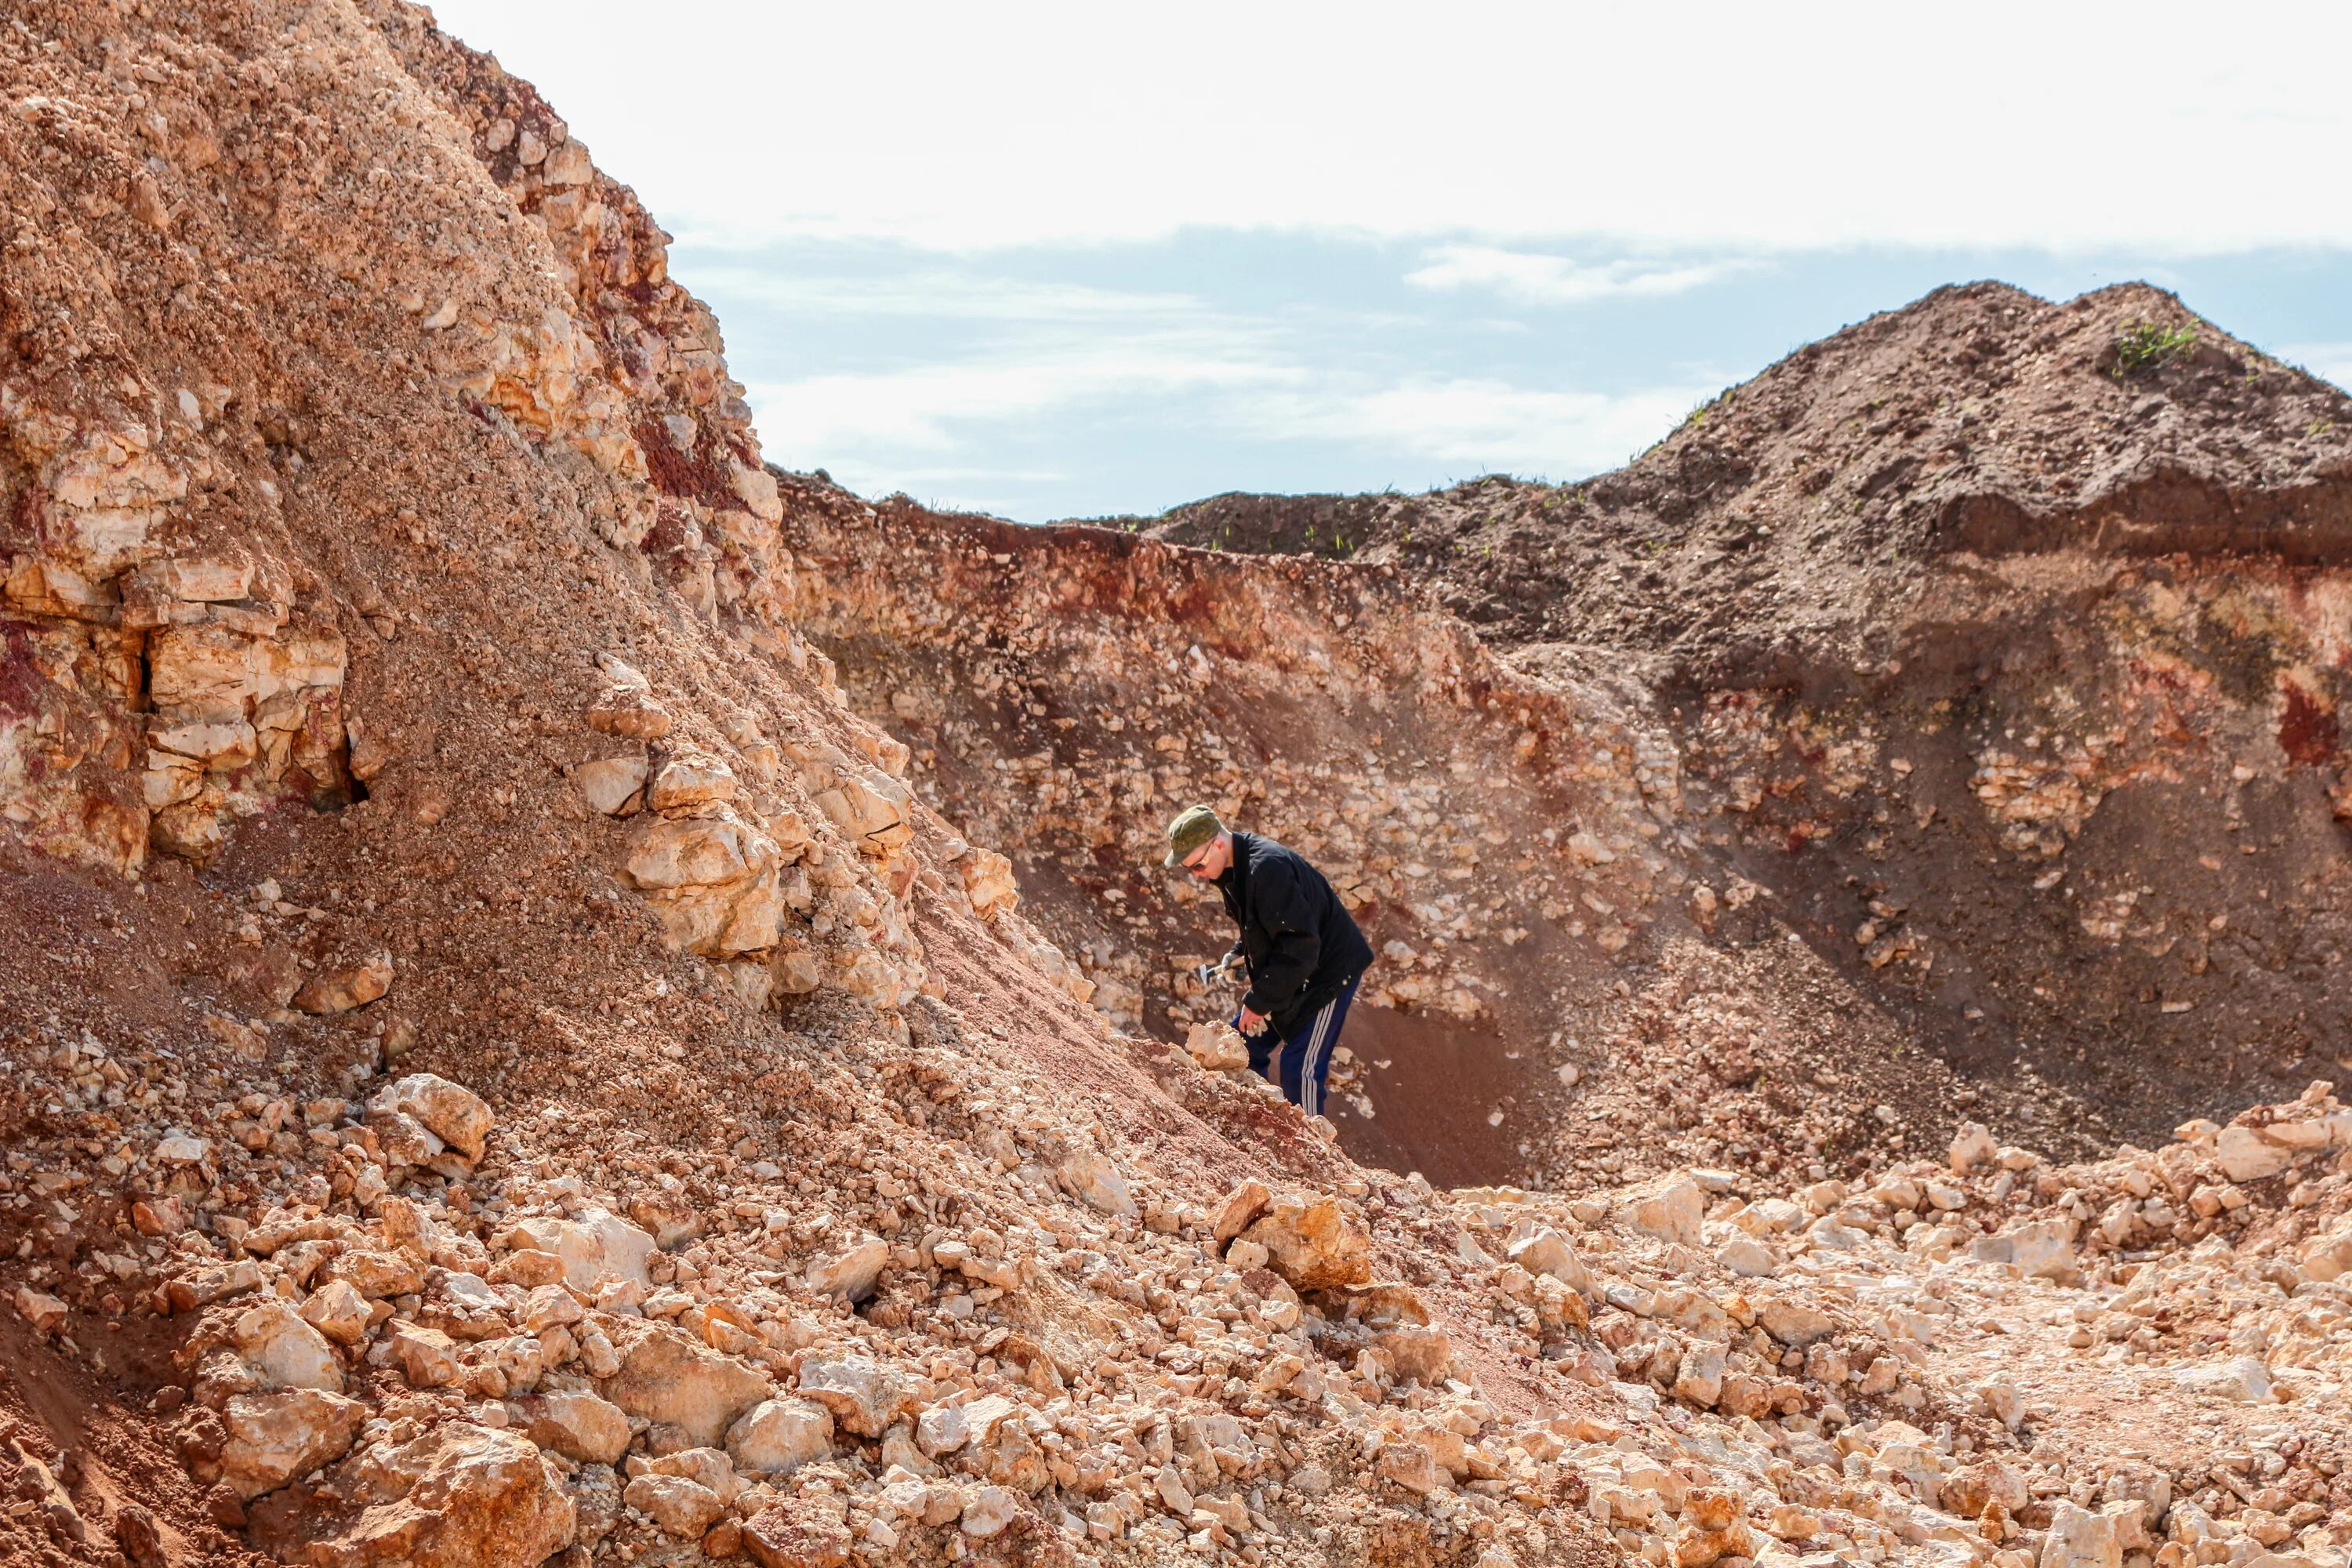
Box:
(9, 4), (2352, 1568)
(1136, 281), (2352, 670)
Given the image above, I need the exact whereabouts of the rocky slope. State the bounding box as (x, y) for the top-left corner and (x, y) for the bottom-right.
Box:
(7, 5), (2352, 1568)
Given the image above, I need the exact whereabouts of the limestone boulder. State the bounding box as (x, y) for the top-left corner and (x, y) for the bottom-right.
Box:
(2216, 1125), (2294, 1183)
(804, 1234), (888, 1301)
(1757, 1296), (1835, 1348)
(147, 624), (256, 722)
(960, 1486), (1018, 1539)
(2298, 1216), (2352, 1283)
(1675, 1487), (1756, 1568)
(1942, 1460), (2031, 1517)
(728, 1398), (834, 1475)
(371, 1073), (493, 1162)
(383, 1320), (461, 1388)
(600, 1323), (770, 1447)
(1185, 1020), (1250, 1072)
(1671, 1344), (1727, 1408)
(625, 1189), (703, 1249)
(1211, 1181), (1272, 1248)
(623, 1473), (726, 1538)
(576, 756), (648, 815)
(1506, 1229), (1592, 1294)
(2040, 1500), (2122, 1568)
(622, 808), (785, 956)
(651, 1450), (741, 1506)
(1058, 1149), (1137, 1217)
(1973, 1217), (2080, 1282)
(1618, 1174), (1705, 1247)
(299, 1279), (372, 1347)
(812, 771), (913, 857)
(1976, 1380), (2025, 1429)
(771, 945), (824, 995)
(965, 1401), (1051, 1494)
(588, 685), (672, 738)
(960, 848), (1018, 918)
(496, 1207), (656, 1292)
(309, 1424), (575, 1568)
(1732, 1198), (1806, 1236)
(647, 752), (739, 815)
(325, 1250), (426, 1300)
(916, 1401), (975, 1457)
(14, 1287), (69, 1331)
(1376, 1439), (1441, 1494)
(1950, 1121), (1999, 1174)
(521, 1284), (586, 1335)
(293, 953), (394, 1015)
(1374, 1325), (1455, 1385)
(488, 1249), (568, 1290)
(128, 552), (255, 604)
(220, 1388), (366, 1498)
(365, 1108), (445, 1170)
(743, 1499), (852, 1568)
(517, 1388), (633, 1465)
(1240, 1194), (1371, 1290)
(2172, 1356), (2271, 1403)
(234, 1300), (343, 1392)
(165, 1260), (263, 1314)
(796, 1355), (909, 1438)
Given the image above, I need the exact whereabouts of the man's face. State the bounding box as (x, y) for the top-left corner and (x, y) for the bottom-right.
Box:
(1182, 832), (1230, 880)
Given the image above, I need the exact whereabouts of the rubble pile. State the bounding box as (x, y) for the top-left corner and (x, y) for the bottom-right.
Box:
(19, 1029), (2352, 1568)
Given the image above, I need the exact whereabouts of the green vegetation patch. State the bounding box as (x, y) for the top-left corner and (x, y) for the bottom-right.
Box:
(2111, 321), (2198, 378)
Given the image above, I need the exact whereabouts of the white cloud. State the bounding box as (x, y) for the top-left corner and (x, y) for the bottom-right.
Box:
(431, 0), (2352, 254)
(687, 264), (1207, 322)
(1238, 379), (1711, 477)
(753, 341), (1711, 509)
(1405, 247), (1750, 305)
(748, 338), (1302, 461)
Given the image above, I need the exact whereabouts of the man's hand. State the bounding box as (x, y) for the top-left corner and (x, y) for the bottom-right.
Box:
(1238, 1005), (1266, 1034)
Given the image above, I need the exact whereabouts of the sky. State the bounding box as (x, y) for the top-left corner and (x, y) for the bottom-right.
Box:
(426, 1), (2352, 521)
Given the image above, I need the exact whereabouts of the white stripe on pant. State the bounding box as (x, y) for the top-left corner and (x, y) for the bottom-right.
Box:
(1298, 993), (1339, 1120)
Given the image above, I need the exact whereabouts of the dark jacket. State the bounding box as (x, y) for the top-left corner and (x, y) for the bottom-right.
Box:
(1216, 830), (1374, 1034)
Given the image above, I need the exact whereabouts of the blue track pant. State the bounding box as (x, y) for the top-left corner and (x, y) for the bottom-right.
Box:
(1238, 973), (1361, 1120)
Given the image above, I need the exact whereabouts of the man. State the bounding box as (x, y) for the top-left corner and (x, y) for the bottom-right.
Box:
(1166, 804), (1374, 1120)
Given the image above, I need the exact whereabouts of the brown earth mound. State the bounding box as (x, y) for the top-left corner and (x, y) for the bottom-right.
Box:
(7, 4), (2352, 1568)
(1136, 281), (2352, 664)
